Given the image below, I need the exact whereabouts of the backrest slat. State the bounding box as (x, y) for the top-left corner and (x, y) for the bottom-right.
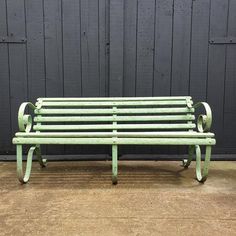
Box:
(34, 114), (195, 122)
(37, 96), (191, 101)
(35, 107), (194, 115)
(33, 123), (196, 131)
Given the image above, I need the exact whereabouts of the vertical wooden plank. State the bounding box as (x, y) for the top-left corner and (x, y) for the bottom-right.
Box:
(153, 0), (173, 96)
(189, 0), (210, 102)
(7, 0), (28, 151)
(98, 0), (108, 96)
(44, 0), (63, 97)
(62, 0), (82, 97)
(135, 0), (155, 155)
(25, 0), (45, 102)
(109, 0), (124, 96)
(207, 0), (228, 150)
(81, 0), (100, 97)
(223, 0), (236, 148)
(44, 0), (64, 154)
(120, 0), (137, 154)
(136, 0), (155, 96)
(123, 0), (137, 96)
(152, 0), (173, 154)
(62, 0), (82, 155)
(0, 0), (11, 153)
(171, 0), (192, 95)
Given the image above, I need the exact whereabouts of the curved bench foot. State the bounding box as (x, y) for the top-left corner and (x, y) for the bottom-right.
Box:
(17, 145), (33, 183)
(196, 145), (211, 183)
(182, 145), (195, 168)
(17, 145), (46, 184)
(112, 145), (118, 185)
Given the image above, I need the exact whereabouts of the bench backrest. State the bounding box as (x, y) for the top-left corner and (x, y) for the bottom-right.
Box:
(33, 97), (195, 133)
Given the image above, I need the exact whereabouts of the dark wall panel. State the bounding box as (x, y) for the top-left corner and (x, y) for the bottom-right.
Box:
(7, 0), (28, 151)
(136, 0), (155, 96)
(207, 0), (228, 152)
(0, 0), (11, 152)
(0, 0), (236, 155)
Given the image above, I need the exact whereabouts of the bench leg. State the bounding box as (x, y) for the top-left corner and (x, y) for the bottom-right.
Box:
(196, 145), (211, 183)
(182, 145), (195, 168)
(112, 144), (118, 185)
(17, 145), (33, 184)
(35, 145), (47, 167)
(17, 145), (46, 184)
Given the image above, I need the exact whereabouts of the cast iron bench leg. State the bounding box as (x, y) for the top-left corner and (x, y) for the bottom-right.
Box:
(35, 145), (47, 167)
(17, 145), (46, 184)
(182, 145), (195, 168)
(196, 145), (211, 183)
(112, 144), (118, 185)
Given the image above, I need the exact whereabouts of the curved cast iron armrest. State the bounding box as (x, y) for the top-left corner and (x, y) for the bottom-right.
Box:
(193, 102), (212, 133)
(18, 102), (36, 133)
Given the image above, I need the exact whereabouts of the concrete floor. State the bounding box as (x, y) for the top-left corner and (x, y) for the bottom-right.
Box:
(0, 160), (235, 236)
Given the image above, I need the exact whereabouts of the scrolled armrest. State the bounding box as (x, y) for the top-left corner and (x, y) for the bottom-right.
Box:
(18, 102), (36, 133)
(193, 102), (212, 133)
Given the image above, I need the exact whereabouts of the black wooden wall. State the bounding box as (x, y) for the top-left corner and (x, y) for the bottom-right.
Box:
(0, 0), (236, 155)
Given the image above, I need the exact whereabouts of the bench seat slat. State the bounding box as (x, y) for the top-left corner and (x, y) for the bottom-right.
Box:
(15, 132), (215, 138)
(33, 123), (196, 131)
(34, 115), (195, 122)
(35, 107), (194, 115)
(13, 137), (216, 145)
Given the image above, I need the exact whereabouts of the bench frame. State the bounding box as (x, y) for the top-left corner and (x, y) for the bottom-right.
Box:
(13, 98), (215, 184)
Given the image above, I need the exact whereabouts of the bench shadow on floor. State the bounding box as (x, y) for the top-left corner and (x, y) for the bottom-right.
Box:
(0, 161), (198, 190)
(1, 161), (234, 190)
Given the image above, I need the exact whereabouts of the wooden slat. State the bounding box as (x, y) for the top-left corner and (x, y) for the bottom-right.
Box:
(13, 137), (216, 145)
(16, 132), (215, 138)
(34, 114), (195, 122)
(33, 123), (196, 131)
(40, 100), (190, 107)
(37, 96), (191, 101)
(35, 107), (194, 115)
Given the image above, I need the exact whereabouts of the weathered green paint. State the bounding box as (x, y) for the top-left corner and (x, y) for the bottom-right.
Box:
(194, 102), (212, 133)
(33, 123), (196, 131)
(112, 145), (118, 184)
(13, 96), (216, 184)
(16, 145), (46, 184)
(34, 114), (195, 122)
(40, 100), (190, 107)
(15, 131), (215, 138)
(196, 145), (212, 182)
(13, 137), (216, 145)
(35, 107), (195, 115)
(37, 96), (192, 101)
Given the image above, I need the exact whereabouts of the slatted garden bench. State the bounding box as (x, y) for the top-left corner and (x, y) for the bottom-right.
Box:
(12, 97), (216, 184)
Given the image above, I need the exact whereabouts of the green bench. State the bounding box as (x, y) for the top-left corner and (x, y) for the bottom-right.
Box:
(12, 97), (216, 184)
